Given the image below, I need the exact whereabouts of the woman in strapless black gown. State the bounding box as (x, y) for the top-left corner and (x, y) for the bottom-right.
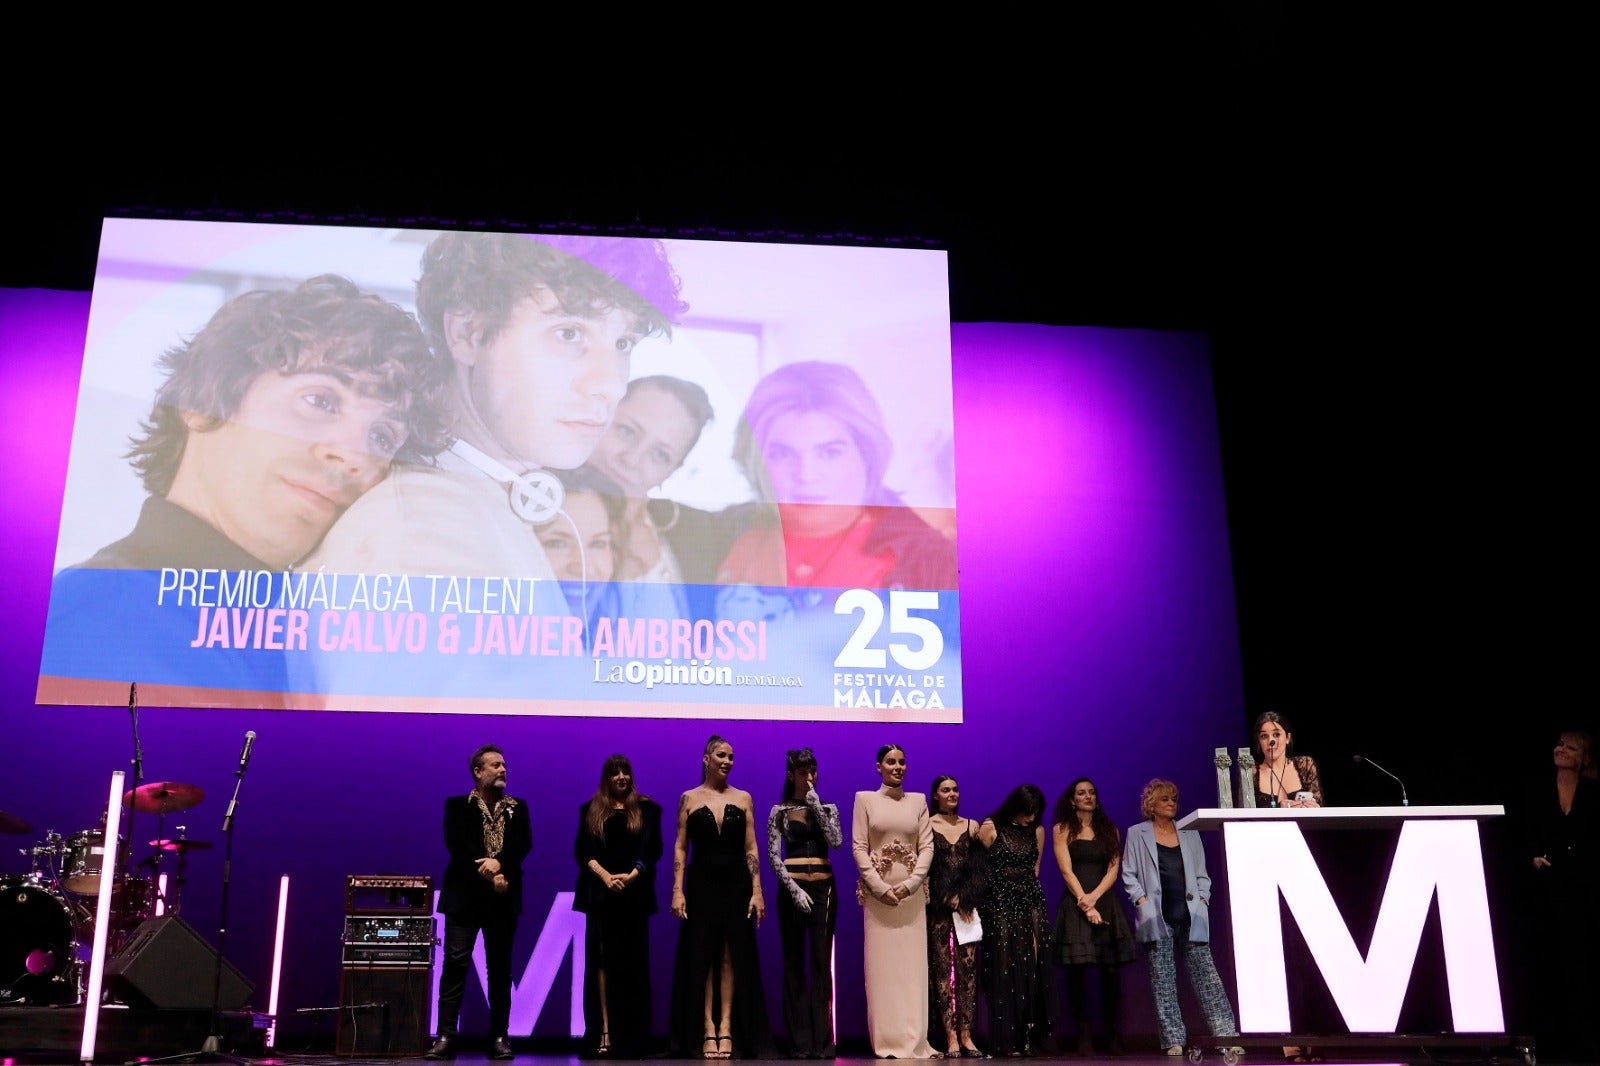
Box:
(669, 734), (773, 1059)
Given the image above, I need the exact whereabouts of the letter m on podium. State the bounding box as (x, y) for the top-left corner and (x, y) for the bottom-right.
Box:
(1224, 820), (1503, 1033)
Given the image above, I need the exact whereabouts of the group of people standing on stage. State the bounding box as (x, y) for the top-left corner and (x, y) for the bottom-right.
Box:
(425, 715), (1324, 1060)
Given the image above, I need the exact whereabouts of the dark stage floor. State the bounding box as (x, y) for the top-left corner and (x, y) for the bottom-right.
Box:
(263, 1057), (1513, 1066)
(237, 1056), (1429, 1066)
(0, 1005), (1542, 1066)
(0, 1024), (1547, 1066)
(229, 1047), (1535, 1066)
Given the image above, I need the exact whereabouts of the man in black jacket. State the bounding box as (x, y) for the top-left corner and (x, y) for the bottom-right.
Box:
(427, 744), (532, 1060)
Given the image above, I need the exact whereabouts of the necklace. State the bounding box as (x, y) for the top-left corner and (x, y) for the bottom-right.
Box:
(449, 439), (565, 522)
(786, 513), (869, 583)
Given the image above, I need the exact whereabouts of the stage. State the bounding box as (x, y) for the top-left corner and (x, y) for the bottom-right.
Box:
(0, 1014), (1539, 1066)
(0, 1003), (264, 1061)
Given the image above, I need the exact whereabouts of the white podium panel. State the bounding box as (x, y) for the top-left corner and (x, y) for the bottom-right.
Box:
(1179, 806), (1505, 1036)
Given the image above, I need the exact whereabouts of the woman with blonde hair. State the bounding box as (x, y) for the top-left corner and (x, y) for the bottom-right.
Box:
(1121, 779), (1238, 1057)
(716, 361), (956, 591)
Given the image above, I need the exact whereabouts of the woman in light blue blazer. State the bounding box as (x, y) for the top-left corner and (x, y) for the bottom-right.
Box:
(1120, 779), (1239, 1056)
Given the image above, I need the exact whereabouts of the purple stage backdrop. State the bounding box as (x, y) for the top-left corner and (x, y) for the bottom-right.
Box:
(0, 287), (1243, 1045)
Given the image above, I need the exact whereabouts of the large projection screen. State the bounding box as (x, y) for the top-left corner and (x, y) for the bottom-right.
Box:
(38, 221), (959, 721)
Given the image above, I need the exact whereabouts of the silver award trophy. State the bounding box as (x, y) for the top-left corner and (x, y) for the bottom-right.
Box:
(1237, 747), (1257, 808)
(1214, 748), (1234, 808)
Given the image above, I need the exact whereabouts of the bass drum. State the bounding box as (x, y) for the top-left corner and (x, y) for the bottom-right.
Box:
(0, 876), (75, 1004)
(74, 876), (156, 944)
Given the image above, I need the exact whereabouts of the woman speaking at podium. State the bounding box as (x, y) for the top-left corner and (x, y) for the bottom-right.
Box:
(1251, 712), (1322, 809)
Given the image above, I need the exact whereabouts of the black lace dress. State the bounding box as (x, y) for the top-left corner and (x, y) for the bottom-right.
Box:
(981, 822), (1055, 1055)
(927, 819), (989, 1040)
(668, 804), (773, 1057)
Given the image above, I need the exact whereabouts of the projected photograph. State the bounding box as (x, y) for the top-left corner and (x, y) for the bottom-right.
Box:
(39, 220), (960, 720)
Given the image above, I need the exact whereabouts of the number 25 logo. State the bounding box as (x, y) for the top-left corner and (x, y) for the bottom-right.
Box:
(834, 590), (943, 671)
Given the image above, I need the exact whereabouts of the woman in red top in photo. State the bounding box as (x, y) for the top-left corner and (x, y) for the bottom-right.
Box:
(715, 361), (956, 591)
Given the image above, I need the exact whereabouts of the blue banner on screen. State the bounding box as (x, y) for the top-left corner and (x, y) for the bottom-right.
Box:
(38, 219), (960, 720)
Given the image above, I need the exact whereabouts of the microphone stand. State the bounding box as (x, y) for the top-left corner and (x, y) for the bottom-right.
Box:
(138, 735), (255, 1066)
(1263, 745), (1284, 807)
(1354, 755), (1409, 806)
(123, 683), (143, 905)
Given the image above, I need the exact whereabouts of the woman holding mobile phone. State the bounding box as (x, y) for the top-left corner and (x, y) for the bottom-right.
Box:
(1252, 712), (1322, 809)
(1251, 714), (1326, 1059)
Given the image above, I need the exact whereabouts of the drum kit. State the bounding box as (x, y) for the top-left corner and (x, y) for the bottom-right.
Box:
(1, 783), (212, 1006)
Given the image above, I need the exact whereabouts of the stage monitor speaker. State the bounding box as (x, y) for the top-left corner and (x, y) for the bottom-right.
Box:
(337, 964), (431, 1056)
(105, 915), (254, 1010)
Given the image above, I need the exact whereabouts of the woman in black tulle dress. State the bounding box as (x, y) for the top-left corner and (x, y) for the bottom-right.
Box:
(1049, 778), (1134, 1056)
(978, 784), (1055, 1056)
(668, 734), (773, 1059)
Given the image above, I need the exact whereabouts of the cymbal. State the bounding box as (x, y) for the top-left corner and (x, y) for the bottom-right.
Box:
(148, 838), (213, 852)
(0, 810), (32, 834)
(123, 781), (205, 814)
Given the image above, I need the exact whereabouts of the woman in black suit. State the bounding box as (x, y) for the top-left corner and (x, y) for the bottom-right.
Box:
(574, 753), (664, 1056)
(1523, 730), (1600, 1061)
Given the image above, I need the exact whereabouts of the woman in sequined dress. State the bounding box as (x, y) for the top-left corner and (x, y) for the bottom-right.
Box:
(978, 784), (1055, 1056)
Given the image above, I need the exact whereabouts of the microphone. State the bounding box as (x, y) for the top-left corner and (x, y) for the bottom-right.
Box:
(237, 730), (257, 774)
(1263, 738), (1282, 807)
(1353, 754), (1409, 806)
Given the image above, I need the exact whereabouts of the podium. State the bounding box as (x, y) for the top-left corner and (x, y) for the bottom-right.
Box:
(1179, 806), (1509, 1044)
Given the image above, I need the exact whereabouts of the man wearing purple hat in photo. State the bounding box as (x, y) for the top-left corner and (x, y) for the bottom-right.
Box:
(304, 231), (686, 580)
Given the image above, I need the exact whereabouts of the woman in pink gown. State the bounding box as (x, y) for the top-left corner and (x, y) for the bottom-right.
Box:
(853, 743), (938, 1058)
